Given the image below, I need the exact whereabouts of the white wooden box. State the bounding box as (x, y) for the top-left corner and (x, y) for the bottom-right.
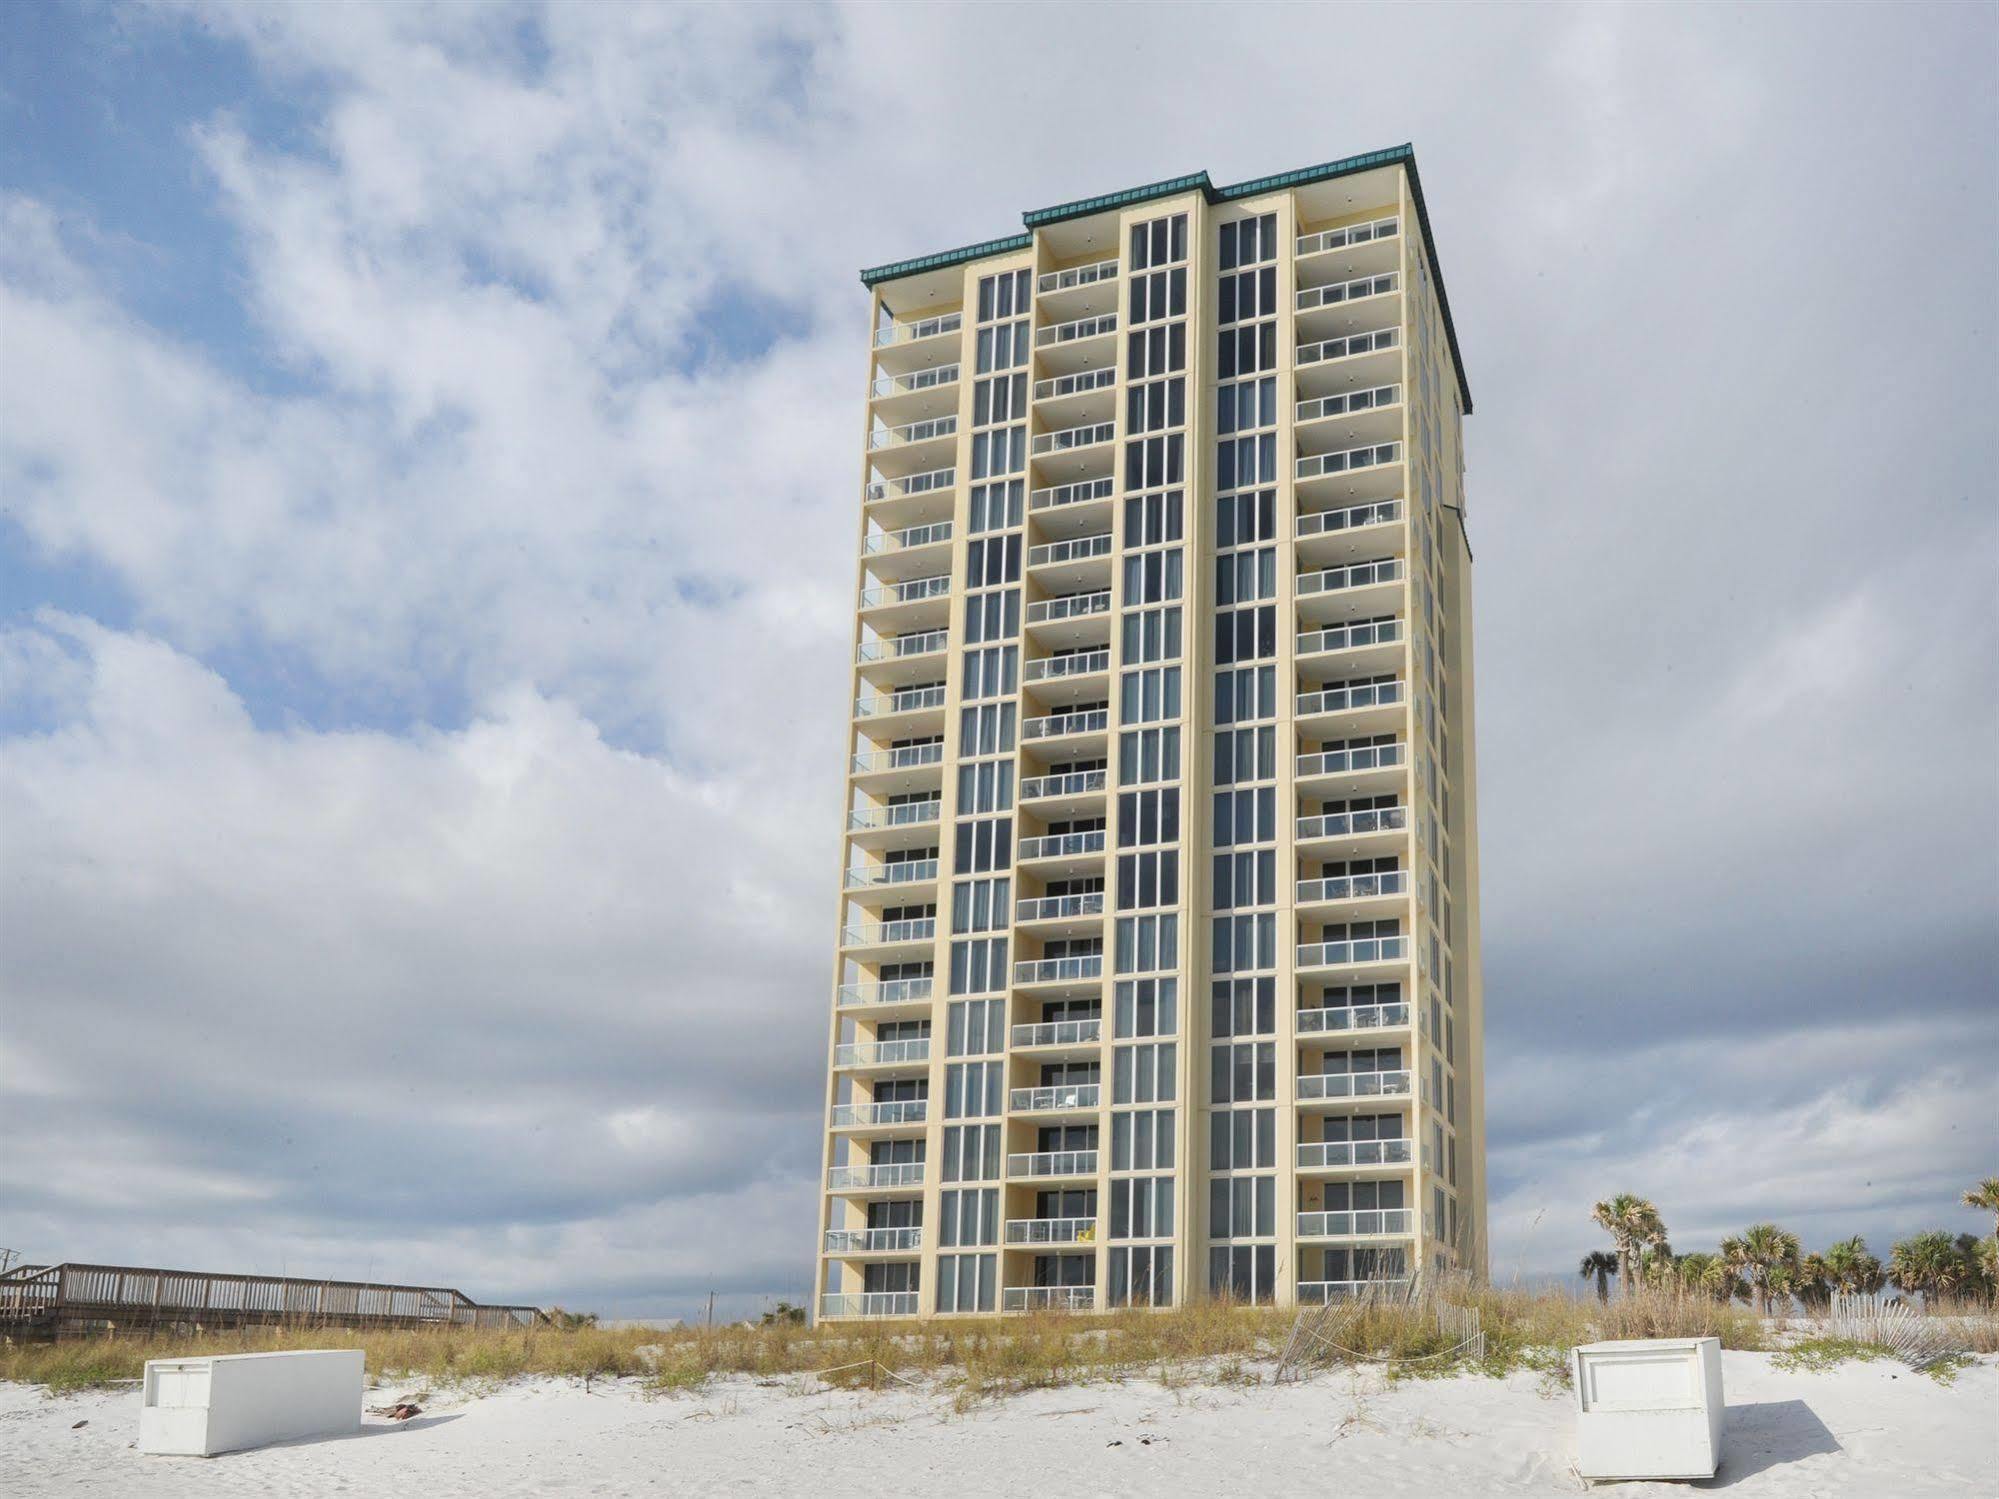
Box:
(139, 1349), (364, 1457)
(1572, 1336), (1725, 1481)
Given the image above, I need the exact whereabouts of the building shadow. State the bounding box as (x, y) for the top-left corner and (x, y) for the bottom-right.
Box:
(1698, 1400), (1840, 1488)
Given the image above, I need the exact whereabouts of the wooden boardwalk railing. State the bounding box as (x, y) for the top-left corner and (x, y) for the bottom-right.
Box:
(0, 1262), (545, 1339)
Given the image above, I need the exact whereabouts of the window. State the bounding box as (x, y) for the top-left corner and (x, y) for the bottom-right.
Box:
(963, 587), (1020, 644)
(1122, 549), (1183, 606)
(1112, 1041), (1177, 1104)
(1128, 212), (1188, 269)
(1115, 913), (1178, 974)
(1215, 488), (1276, 548)
(945, 998), (1005, 1057)
(1214, 547), (1276, 605)
(956, 761), (1013, 816)
(943, 1060), (1003, 1118)
(935, 1253), (995, 1313)
(1119, 726), (1181, 785)
(1208, 1108), (1276, 1171)
(1124, 433), (1184, 490)
(1111, 1108), (1177, 1171)
(1123, 491), (1183, 546)
(948, 936), (1009, 994)
(977, 268), (1031, 321)
(968, 480), (1024, 534)
(959, 703), (1016, 756)
(1120, 666), (1181, 723)
(1116, 850), (1178, 911)
(1121, 606), (1182, 663)
(1212, 727), (1275, 786)
(1211, 912), (1277, 974)
(961, 645), (1017, 700)
(1117, 787), (1180, 846)
(953, 816), (1011, 874)
(964, 536), (1021, 591)
(1108, 1174), (1175, 1239)
(1212, 848), (1277, 909)
(938, 1187), (999, 1247)
(1114, 977), (1178, 1038)
(1208, 1244), (1277, 1303)
(971, 425), (1025, 478)
(1107, 1245), (1173, 1307)
(1126, 322), (1187, 378)
(1218, 212), (1277, 270)
(1207, 1173), (1275, 1239)
(973, 372), (1028, 425)
(1214, 605), (1278, 666)
(1210, 1041), (1276, 1104)
(941, 1123), (1001, 1182)
(1211, 976), (1276, 1037)
(1212, 787), (1276, 846)
(1214, 664), (1279, 725)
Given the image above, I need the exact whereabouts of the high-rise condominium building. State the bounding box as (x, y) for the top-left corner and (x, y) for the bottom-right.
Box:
(818, 145), (1483, 1321)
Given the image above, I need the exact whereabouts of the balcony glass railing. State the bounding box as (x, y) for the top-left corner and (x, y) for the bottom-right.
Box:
(871, 364), (960, 400)
(1298, 1002), (1409, 1035)
(1017, 829), (1106, 859)
(1013, 955), (1103, 986)
(1298, 618), (1403, 657)
(869, 415), (958, 450)
(1298, 442), (1402, 482)
(1025, 650), (1109, 683)
(1296, 1137), (1412, 1170)
(848, 800), (941, 832)
(855, 686), (946, 720)
(1036, 312), (1117, 347)
(1297, 1277), (1413, 1304)
(874, 312), (962, 348)
(1296, 936), (1410, 968)
(1002, 1285), (1095, 1312)
(1297, 805), (1408, 841)
(1032, 421), (1115, 457)
(858, 575), (951, 610)
(842, 916), (936, 948)
(1298, 498), (1402, 539)
(1297, 216), (1399, 257)
(836, 976), (934, 1006)
(824, 1226), (922, 1253)
(1010, 1082), (1101, 1111)
(1028, 533), (1113, 568)
(1297, 384), (1402, 424)
(1027, 590), (1111, 626)
(819, 1291), (921, 1317)
(1030, 476), (1115, 512)
(1297, 680), (1405, 717)
(862, 520), (952, 555)
(1297, 271), (1399, 312)
(1034, 366), (1117, 402)
(1006, 1149), (1098, 1178)
(1298, 557), (1403, 597)
(1298, 870), (1409, 904)
(866, 466), (955, 502)
(826, 1162), (925, 1190)
(1011, 1017), (1102, 1048)
(857, 630), (948, 664)
(842, 861), (940, 891)
(1004, 1217), (1097, 1245)
(1296, 1069), (1412, 1103)
(1015, 893), (1105, 923)
(1296, 1209), (1414, 1238)
(1022, 709), (1109, 742)
(1020, 769), (1108, 801)
(834, 1038), (932, 1068)
(851, 742), (944, 775)
(1298, 326), (1400, 367)
(830, 1099), (929, 1128)
(1037, 258), (1118, 294)
(1297, 742), (1405, 778)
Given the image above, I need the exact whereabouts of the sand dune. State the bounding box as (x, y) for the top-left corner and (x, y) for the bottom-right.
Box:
(2, 1350), (1990, 1496)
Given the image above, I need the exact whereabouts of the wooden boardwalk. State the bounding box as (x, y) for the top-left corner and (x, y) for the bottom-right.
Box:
(0, 1261), (545, 1340)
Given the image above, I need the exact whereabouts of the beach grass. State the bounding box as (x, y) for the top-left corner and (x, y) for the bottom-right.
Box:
(5, 1284), (1987, 1399)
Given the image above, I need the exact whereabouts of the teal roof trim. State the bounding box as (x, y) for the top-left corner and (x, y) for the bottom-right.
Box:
(860, 144), (1472, 413)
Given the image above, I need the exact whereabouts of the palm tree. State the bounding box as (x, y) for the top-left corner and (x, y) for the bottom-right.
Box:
(1962, 1177), (1999, 1240)
(1890, 1231), (1970, 1301)
(1591, 1195), (1669, 1298)
(1794, 1253), (1832, 1312)
(1638, 1241), (1677, 1288)
(1578, 1250), (1618, 1303)
(1821, 1236), (1885, 1296)
(1674, 1251), (1745, 1304)
(1722, 1223), (1801, 1314)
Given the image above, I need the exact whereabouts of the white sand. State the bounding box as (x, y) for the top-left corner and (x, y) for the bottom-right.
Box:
(2, 1352), (1992, 1496)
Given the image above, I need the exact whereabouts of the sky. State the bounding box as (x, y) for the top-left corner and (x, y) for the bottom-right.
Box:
(1, 1), (1994, 1320)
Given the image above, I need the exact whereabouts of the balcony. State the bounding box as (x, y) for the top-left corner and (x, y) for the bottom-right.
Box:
(1017, 828), (1106, 862)
(1296, 1137), (1413, 1171)
(1037, 257), (1119, 296)
(1012, 954), (1103, 988)
(834, 1037), (932, 1070)
(1009, 1081), (1101, 1113)
(873, 311), (963, 378)
(836, 975), (935, 1008)
(1034, 364), (1117, 409)
(1015, 893), (1105, 925)
(857, 629), (948, 689)
(1021, 707), (1109, 750)
(819, 1290), (920, 1318)
(1296, 327), (1401, 398)
(1296, 1277), (1413, 1305)
(1006, 1149), (1098, 1180)
(842, 862), (939, 908)
(1002, 1285), (1096, 1312)
(826, 1162), (925, 1191)
(1295, 272), (1401, 340)
(1296, 1209), (1415, 1239)
(1295, 936), (1411, 972)
(861, 520), (952, 582)
(1296, 804), (1409, 851)
(1019, 768), (1107, 804)
(1026, 533), (1114, 595)
(870, 362), (960, 414)
(1298, 497), (1402, 542)
(1297, 618), (1404, 682)
(1296, 215), (1400, 263)
(1004, 1217), (1097, 1246)
(1298, 1002), (1410, 1036)
(1296, 443), (1403, 506)
(841, 916), (936, 955)
(1295, 383), (1403, 453)
(850, 741), (944, 794)
(824, 1226), (922, 1254)
(857, 573), (951, 624)
(874, 311), (963, 350)
(1297, 870), (1410, 916)
(1296, 679), (1405, 735)
(1295, 742), (1406, 797)
(854, 684), (947, 729)
(1023, 650), (1110, 703)
(1296, 1069), (1413, 1104)
(865, 465), (955, 529)
(1010, 1016), (1102, 1049)
(830, 1099), (929, 1129)
(1026, 590), (1111, 630)
(847, 799), (941, 835)
(1029, 476), (1116, 534)
(868, 416), (959, 479)
(1034, 313), (1118, 376)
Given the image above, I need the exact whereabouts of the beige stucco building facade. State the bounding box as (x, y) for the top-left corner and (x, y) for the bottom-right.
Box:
(818, 146), (1485, 1320)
